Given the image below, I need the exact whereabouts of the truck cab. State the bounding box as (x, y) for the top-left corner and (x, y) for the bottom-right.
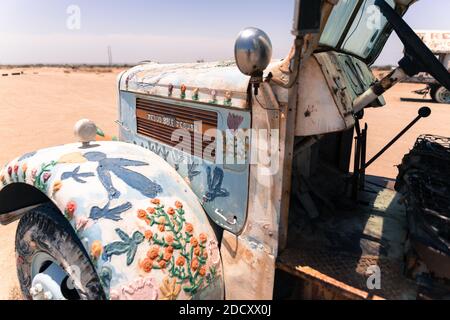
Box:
(1, 0), (449, 300)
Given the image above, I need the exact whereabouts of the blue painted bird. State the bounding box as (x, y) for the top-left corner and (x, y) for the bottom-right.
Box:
(89, 201), (133, 221)
(61, 166), (95, 183)
(83, 152), (163, 200)
(203, 166), (229, 202)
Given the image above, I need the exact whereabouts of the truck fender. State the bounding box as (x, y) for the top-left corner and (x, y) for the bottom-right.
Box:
(0, 141), (224, 300)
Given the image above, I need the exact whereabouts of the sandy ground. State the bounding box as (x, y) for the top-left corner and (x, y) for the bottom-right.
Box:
(0, 67), (449, 299)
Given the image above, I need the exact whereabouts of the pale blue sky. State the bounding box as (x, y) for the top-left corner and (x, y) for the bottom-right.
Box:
(0, 0), (448, 65)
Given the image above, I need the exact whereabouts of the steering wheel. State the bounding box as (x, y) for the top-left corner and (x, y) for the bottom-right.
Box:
(375, 0), (450, 90)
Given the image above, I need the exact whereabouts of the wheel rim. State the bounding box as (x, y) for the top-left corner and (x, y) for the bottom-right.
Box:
(30, 252), (81, 300)
(437, 88), (450, 103)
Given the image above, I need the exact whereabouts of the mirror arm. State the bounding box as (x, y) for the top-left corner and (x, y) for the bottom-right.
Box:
(353, 67), (408, 113)
(269, 37), (303, 89)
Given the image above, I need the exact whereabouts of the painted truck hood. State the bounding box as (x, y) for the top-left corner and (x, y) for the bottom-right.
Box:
(119, 60), (285, 108)
(0, 141), (224, 300)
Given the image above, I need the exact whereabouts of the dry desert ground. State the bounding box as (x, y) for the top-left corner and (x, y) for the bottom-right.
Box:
(0, 67), (449, 299)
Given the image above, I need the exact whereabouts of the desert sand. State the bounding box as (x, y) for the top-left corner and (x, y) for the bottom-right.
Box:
(0, 67), (449, 299)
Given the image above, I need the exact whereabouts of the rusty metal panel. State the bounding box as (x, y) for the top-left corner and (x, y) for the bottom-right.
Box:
(136, 98), (217, 162)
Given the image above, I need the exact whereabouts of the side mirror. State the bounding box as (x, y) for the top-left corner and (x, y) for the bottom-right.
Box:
(292, 0), (322, 36)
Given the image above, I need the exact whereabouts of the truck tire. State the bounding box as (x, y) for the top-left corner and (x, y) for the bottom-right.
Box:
(15, 203), (105, 300)
(432, 86), (450, 104)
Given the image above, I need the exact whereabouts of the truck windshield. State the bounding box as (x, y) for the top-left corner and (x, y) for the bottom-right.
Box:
(320, 0), (395, 59)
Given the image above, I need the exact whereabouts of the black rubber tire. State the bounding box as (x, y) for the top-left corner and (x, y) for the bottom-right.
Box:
(15, 203), (105, 300)
(430, 84), (439, 102)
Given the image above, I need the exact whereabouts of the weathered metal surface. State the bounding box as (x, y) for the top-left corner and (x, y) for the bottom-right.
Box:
(119, 93), (251, 234)
(281, 184), (418, 300)
(120, 60), (283, 109)
(0, 142), (224, 300)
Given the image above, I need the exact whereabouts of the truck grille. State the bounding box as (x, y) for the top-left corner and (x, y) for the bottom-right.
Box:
(136, 98), (217, 160)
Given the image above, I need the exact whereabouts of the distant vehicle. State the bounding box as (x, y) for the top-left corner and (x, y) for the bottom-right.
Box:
(405, 30), (450, 103)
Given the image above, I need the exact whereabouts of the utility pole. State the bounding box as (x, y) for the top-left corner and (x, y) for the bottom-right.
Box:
(107, 46), (112, 66)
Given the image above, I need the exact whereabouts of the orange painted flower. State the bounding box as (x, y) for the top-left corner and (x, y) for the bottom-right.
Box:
(158, 260), (167, 269)
(199, 233), (208, 244)
(151, 198), (160, 205)
(176, 256), (185, 267)
(22, 163), (28, 173)
(185, 223), (194, 234)
(191, 258), (199, 271)
(163, 252), (172, 261)
(158, 225), (165, 232)
(175, 201), (183, 209)
(137, 209), (147, 220)
(190, 237), (199, 247)
(147, 246), (159, 260)
(199, 266), (207, 277)
(90, 240), (102, 259)
(165, 234), (174, 245)
(65, 201), (77, 219)
(141, 258), (153, 273)
(165, 246), (174, 254)
(158, 216), (166, 224)
(202, 251), (208, 259)
(144, 230), (153, 240)
(167, 207), (175, 215)
(53, 181), (62, 193)
(194, 247), (201, 256)
(147, 207), (156, 214)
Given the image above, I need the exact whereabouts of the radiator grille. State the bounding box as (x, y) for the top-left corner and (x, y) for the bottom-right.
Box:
(136, 98), (217, 160)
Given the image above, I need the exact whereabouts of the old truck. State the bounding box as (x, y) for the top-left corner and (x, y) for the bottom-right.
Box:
(405, 30), (450, 103)
(1, 0), (450, 300)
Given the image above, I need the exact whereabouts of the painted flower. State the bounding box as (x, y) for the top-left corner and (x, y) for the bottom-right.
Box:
(31, 168), (37, 179)
(190, 237), (199, 247)
(208, 240), (221, 266)
(202, 251), (208, 259)
(158, 225), (165, 232)
(0, 174), (5, 185)
(52, 181), (62, 194)
(167, 207), (175, 215)
(13, 164), (19, 174)
(185, 223), (194, 234)
(227, 113), (244, 131)
(7, 166), (12, 176)
(158, 260), (167, 269)
(65, 201), (77, 219)
(175, 201), (183, 209)
(165, 234), (174, 245)
(75, 216), (93, 232)
(163, 252), (172, 262)
(151, 198), (160, 205)
(147, 207), (156, 214)
(176, 256), (185, 267)
(144, 230), (153, 240)
(22, 163), (28, 174)
(137, 209), (147, 220)
(199, 233), (208, 244)
(147, 246), (159, 260)
(165, 246), (174, 254)
(90, 241), (103, 259)
(199, 266), (207, 277)
(42, 172), (51, 183)
(141, 258), (153, 273)
(159, 277), (181, 300)
(194, 247), (201, 256)
(191, 258), (199, 271)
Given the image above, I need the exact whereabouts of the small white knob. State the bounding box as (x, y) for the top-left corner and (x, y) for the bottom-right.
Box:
(74, 119), (97, 145)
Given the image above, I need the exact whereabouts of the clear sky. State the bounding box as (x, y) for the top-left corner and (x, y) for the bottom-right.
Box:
(0, 0), (449, 65)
